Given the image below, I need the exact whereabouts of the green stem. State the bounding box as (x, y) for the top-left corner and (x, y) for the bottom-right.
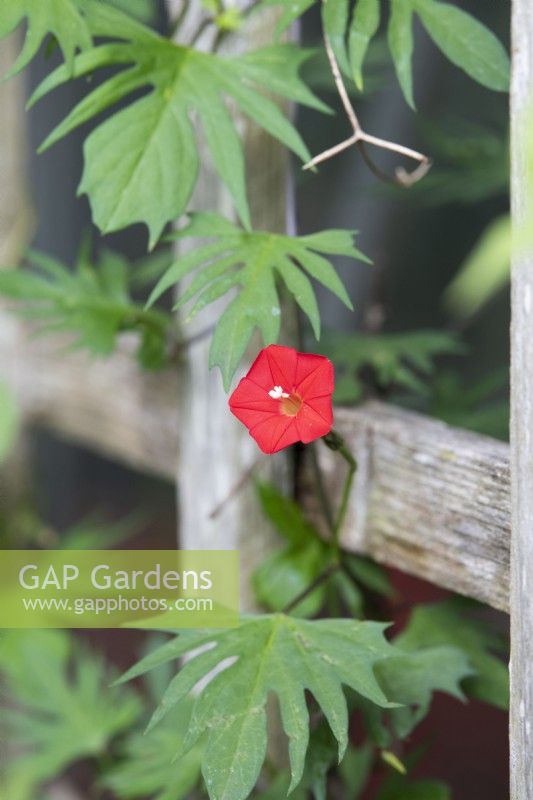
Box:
(310, 441), (336, 535)
(282, 563), (340, 614)
(323, 430), (357, 550)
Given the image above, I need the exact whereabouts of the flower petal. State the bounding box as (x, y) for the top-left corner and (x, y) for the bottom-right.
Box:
(249, 415), (300, 454)
(265, 344), (298, 389)
(228, 345), (335, 455)
(296, 400), (333, 443)
(295, 354), (334, 400)
(305, 395), (334, 426)
(229, 377), (277, 412)
(244, 348), (276, 391)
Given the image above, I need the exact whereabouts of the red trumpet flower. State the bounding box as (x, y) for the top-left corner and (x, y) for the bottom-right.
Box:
(229, 344), (334, 454)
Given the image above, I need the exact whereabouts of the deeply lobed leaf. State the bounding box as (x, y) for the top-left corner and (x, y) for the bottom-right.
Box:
(0, 247), (173, 370)
(118, 614), (397, 800)
(104, 701), (203, 800)
(0, 630), (141, 793)
(0, 0), (91, 76)
(321, 329), (464, 404)
(30, 2), (327, 248)
(150, 213), (367, 389)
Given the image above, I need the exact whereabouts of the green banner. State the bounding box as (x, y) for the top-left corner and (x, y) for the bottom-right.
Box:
(0, 550), (239, 628)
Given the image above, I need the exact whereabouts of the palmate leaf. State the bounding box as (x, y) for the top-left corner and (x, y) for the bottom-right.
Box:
(29, 1), (327, 249)
(349, 0), (381, 91)
(0, 247), (173, 370)
(375, 641), (473, 739)
(354, 600), (496, 747)
(321, 329), (464, 404)
(429, 369), (509, 440)
(389, 0), (510, 108)
(322, 0), (351, 75)
(0, 0), (91, 77)
(149, 213), (367, 388)
(105, 701), (203, 800)
(258, 0), (315, 37)
(394, 598), (509, 710)
(262, 0), (509, 109)
(118, 615), (397, 800)
(0, 630), (141, 793)
(388, 0), (415, 109)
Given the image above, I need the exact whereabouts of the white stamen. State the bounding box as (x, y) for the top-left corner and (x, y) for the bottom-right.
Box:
(268, 385), (290, 399)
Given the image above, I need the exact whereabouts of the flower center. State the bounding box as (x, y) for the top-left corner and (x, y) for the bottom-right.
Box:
(280, 391), (303, 417)
(268, 385), (303, 417)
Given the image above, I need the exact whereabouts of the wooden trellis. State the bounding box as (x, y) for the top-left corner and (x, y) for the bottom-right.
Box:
(0, 0), (531, 796)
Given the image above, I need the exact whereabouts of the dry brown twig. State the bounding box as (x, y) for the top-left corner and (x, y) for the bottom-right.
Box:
(304, 24), (432, 187)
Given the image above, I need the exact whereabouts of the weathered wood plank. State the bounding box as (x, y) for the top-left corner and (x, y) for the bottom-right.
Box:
(0, 317), (511, 611)
(312, 404), (510, 612)
(510, 0), (533, 794)
(169, 3), (289, 610)
(0, 33), (32, 265)
(0, 314), (179, 480)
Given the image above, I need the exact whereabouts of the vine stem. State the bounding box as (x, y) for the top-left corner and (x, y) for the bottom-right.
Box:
(304, 8), (432, 187)
(323, 430), (357, 548)
(282, 562), (341, 614)
(283, 431), (357, 615)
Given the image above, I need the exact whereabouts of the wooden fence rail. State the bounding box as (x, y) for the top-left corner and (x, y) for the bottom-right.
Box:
(0, 313), (511, 612)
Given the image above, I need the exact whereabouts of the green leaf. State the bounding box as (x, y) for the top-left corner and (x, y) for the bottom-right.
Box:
(415, 0), (510, 92)
(338, 742), (375, 798)
(301, 723), (339, 800)
(388, 0), (415, 109)
(321, 329), (465, 404)
(253, 483), (338, 617)
(443, 214), (510, 319)
(253, 487), (392, 616)
(429, 369), (509, 440)
(0, 0), (91, 76)
(0, 382), (19, 464)
(0, 247), (172, 369)
(104, 701), (203, 800)
(322, 0), (351, 75)
(151, 213), (364, 389)
(344, 554), (395, 598)
(377, 774), (451, 800)
(119, 615), (397, 800)
(375, 644), (473, 738)
(105, 0), (155, 24)
(31, 1), (322, 247)
(258, 0), (315, 37)
(0, 630), (141, 793)
(381, 750), (407, 775)
(256, 482), (322, 547)
(253, 485), (375, 618)
(394, 599), (509, 710)
(59, 512), (142, 550)
(349, 0), (381, 90)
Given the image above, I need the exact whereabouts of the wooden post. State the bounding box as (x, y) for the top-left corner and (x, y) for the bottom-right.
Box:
(510, 0), (533, 795)
(0, 33), (32, 264)
(169, 5), (289, 609)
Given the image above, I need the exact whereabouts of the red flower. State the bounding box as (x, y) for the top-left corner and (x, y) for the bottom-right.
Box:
(229, 344), (334, 454)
